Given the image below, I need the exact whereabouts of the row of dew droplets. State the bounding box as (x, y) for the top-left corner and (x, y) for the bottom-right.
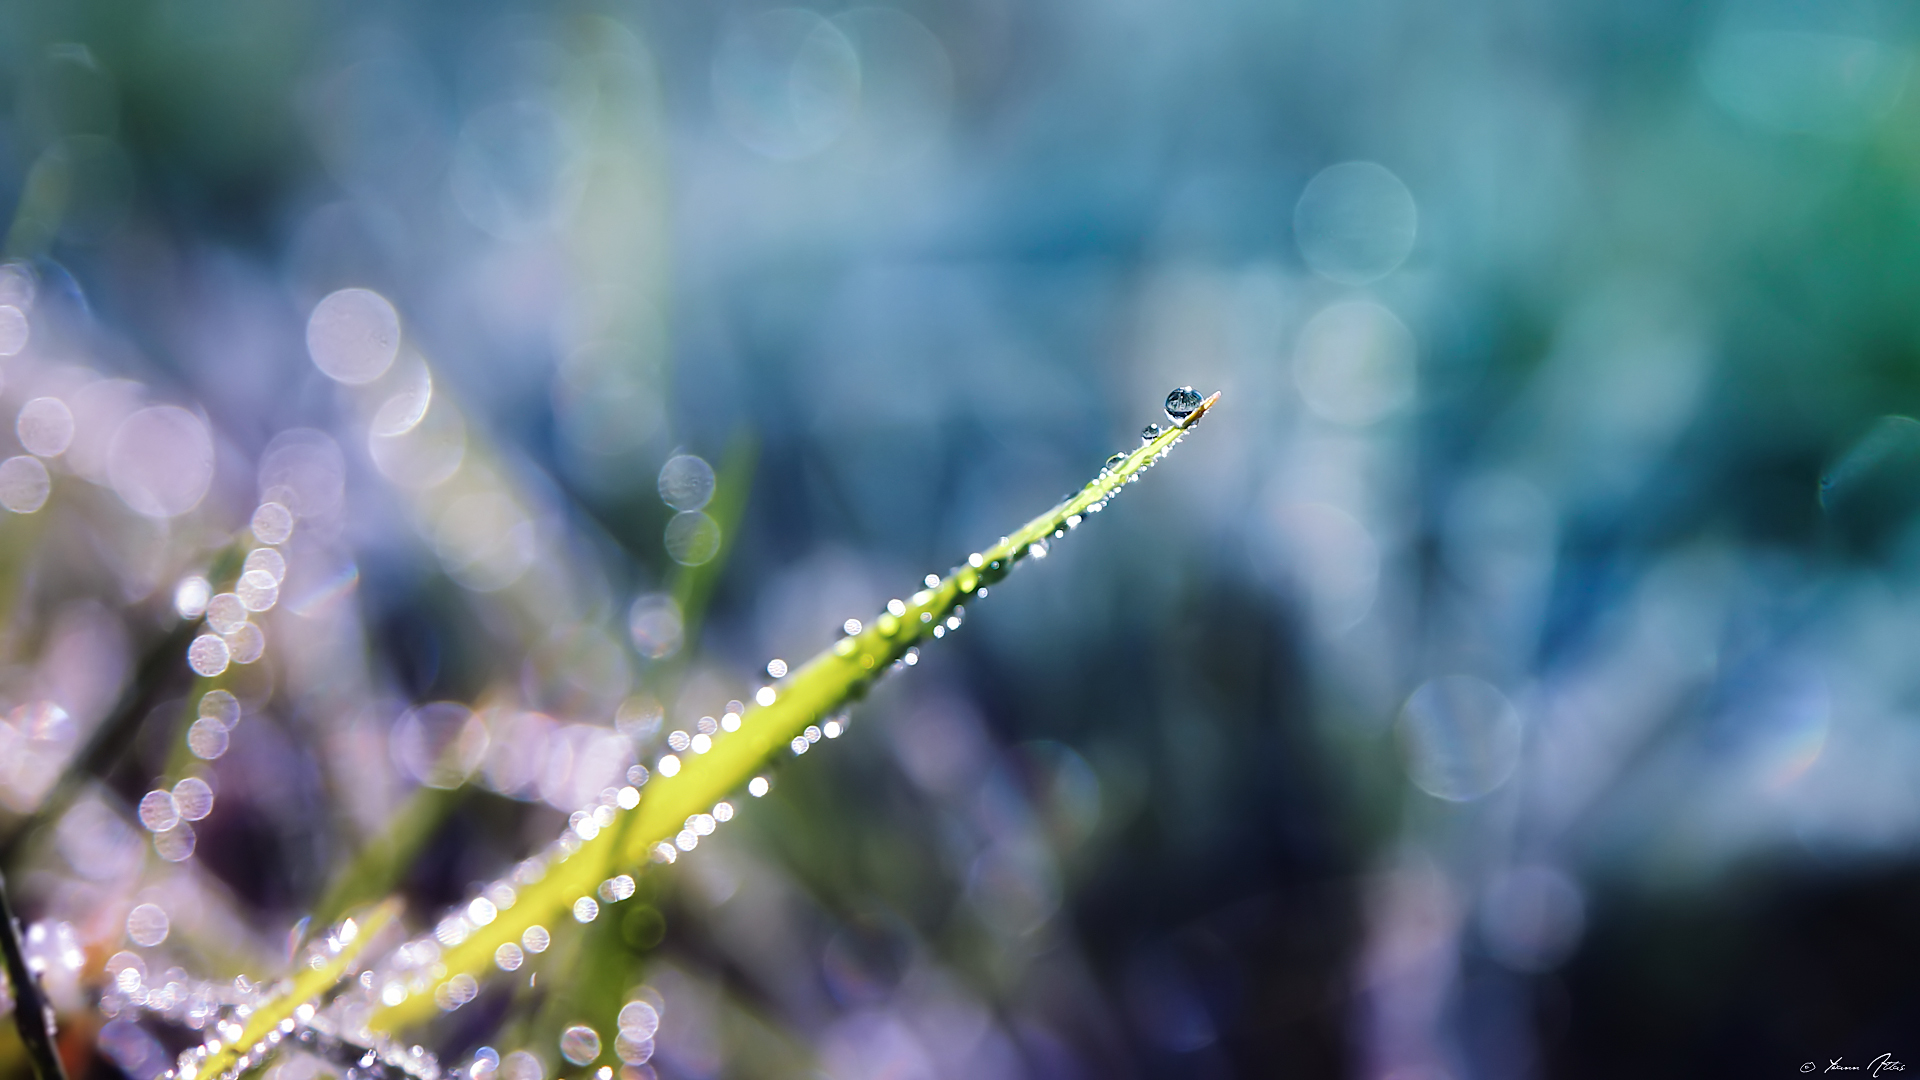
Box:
(160, 384), (1216, 1080)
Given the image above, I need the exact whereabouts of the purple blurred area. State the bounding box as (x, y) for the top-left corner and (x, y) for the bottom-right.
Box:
(4, 1), (1920, 1078)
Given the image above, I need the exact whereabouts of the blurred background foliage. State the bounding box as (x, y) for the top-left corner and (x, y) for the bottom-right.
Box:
(3, 0), (1920, 1077)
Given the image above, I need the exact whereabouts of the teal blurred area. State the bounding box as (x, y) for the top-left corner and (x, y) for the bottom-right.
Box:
(4, 0), (1920, 1076)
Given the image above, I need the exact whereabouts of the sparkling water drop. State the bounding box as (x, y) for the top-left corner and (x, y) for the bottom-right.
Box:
(127, 903), (170, 947)
(1140, 423), (1163, 443)
(172, 777), (214, 821)
(559, 1026), (601, 1066)
(1165, 386), (1203, 421)
(618, 1000), (659, 1039)
(187, 634), (231, 677)
(522, 925), (551, 953)
(1104, 452), (1127, 471)
(138, 790), (180, 833)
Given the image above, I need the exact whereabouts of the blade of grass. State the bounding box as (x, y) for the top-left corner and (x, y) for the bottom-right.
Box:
(0, 870), (69, 1080)
(366, 392), (1220, 1035)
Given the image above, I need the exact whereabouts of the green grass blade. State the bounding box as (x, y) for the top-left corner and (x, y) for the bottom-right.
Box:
(366, 391), (1220, 1036)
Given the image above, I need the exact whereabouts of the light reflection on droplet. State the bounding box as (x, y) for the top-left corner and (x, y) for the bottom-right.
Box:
(843, 618), (863, 636)
(755, 687), (776, 707)
(1480, 864), (1586, 972)
(187, 717), (231, 760)
(766, 658), (788, 678)
(748, 776), (769, 797)
(614, 1032), (655, 1065)
(126, 903), (170, 947)
(1398, 675), (1523, 802)
(0, 304), (27, 356)
(107, 406), (214, 519)
(657, 455), (716, 512)
(501, 1050), (543, 1080)
(713, 9), (862, 160)
(369, 398), (466, 489)
(251, 502), (294, 546)
(137, 790), (180, 833)
(0, 455), (51, 513)
(225, 622), (266, 665)
(1294, 161), (1418, 285)
(171, 777), (214, 821)
(1293, 301), (1416, 426)
(598, 874), (635, 903)
(152, 822), (195, 861)
(242, 547), (287, 584)
(495, 941), (524, 971)
(18, 397), (75, 457)
(174, 576), (212, 620)
(199, 690), (240, 729)
(627, 594), (684, 660)
(307, 288), (401, 385)
(236, 570), (279, 613)
(186, 634), (230, 677)
(572, 897), (600, 923)
(663, 511), (721, 566)
(393, 702), (489, 789)
(522, 925), (550, 953)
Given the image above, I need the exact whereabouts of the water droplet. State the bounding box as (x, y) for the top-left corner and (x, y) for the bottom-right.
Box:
(748, 776), (770, 797)
(791, 736), (809, 755)
(138, 790), (180, 832)
(225, 622), (266, 665)
(0, 455), (52, 513)
(559, 1025), (602, 1066)
(767, 658), (788, 678)
(756, 686), (777, 706)
(573, 897), (600, 923)
(1164, 386), (1203, 421)
(657, 455), (716, 512)
(18, 397), (75, 457)
(618, 1000), (660, 1040)
(1104, 452), (1127, 471)
(172, 777), (214, 821)
(522, 925), (551, 953)
(495, 942), (524, 971)
(127, 903), (170, 947)
(924, 574), (941, 588)
(667, 730), (691, 752)
(1397, 675), (1522, 802)
(664, 511), (722, 566)
(199, 689), (240, 729)
(1140, 423), (1163, 444)
(186, 634), (230, 677)
(251, 502), (294, 546)
(236, 570), (279, 613)
(307, 288), (401, 385)
(173, 576), (212, 619)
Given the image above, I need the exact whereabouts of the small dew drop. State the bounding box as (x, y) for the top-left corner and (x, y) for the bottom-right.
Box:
(767, 658), (788, 678)
(755, 686), (777, 707)
(1104, 452), (1127, 471)
(842, 618), (863, 637)
(138, 790), (180, 833)
(572, 897), (600, 923)
(127, 904), (171, 947)
(522, 925), (551, 953)
(175, 576), (212, 619)
(1141, 423), (1163, 443)
(667, 730), (691, 752)
(187, 717), (230, 760)
(887, 598), (907, 618)
(1165, 385), (1203, 421)
(924, 573), (940, 588)
(188, 633), (231, 677)
(658, 755), (681, 777)
(172, 777), (215, 821)
(748, 776), (770, 797)
(495, 942), (524, 971)
(559, 1026), (602, 1067)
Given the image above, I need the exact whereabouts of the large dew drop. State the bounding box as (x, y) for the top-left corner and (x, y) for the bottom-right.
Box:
(1164, 386), (1203, 422)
